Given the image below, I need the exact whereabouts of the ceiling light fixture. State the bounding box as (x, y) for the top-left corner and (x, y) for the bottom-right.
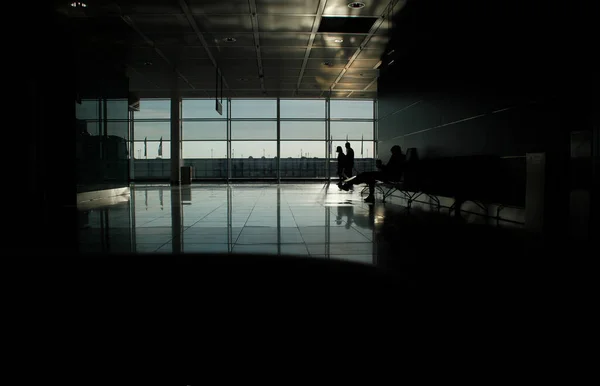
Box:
(70, 2), (87, 7)
(334, 39), (344, 43)
(223, 37), (237, 43)
(347, 2), (366, 9)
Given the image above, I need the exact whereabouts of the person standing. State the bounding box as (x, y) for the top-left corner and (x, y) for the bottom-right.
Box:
(335, 146), (347, 186)
(344, 142), (355, 178)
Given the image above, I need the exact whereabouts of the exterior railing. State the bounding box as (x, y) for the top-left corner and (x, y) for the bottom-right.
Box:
(133, 158), (375, 179)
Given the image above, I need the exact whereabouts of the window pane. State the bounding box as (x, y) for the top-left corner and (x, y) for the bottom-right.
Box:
(330, 100), (374, 119)
(134, 99), (170, 119)
(231, 99), (276, 118)
(183, 121), (226, 140)
(76, 99), (99, 120)
(133, 159), (170, 179)
(280, 99), (325, 118)
(106, 99), (129, 120)
(184, 158), (228, 179)
(330, 140), (375, 160)
(231, 141), (277, 178)
(133, 140), (170, 159)
(81, 120), (100, 136)
(107, 121), (128, 140)
(280, 121), (325, 140)
(231, 121), (276, 139)
(231, 141), (277, 160)
(134, 122), (170, 141)
(182, 99), (228, 119)
(280, 141), (325, 159)
(330, 121), (374, 140)
(182, 141), (227, 159)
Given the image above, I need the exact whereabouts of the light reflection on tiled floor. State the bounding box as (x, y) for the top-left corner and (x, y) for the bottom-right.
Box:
(78, 183), (383, 265)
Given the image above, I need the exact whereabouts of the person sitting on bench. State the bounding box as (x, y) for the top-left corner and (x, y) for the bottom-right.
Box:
(340, 145), (406, 203)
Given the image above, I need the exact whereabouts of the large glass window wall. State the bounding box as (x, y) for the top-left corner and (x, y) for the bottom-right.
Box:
(131, 98), (375, 180)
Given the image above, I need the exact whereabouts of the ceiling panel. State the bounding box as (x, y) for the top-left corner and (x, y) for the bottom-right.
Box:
(122, 1), (181, 14)
(261, 47), (307, 59)
(349, 59), (382, 69)
(259, 33), (311, 47)
(258, 15), (315, 33)
(69, 0), (396, 99)
(177, 60), (216, 75)
(309, 47), (354, 60)
(228, 78), (263, 89)
(129, 14), (189, 30)
(262, 59), (304, 69)
(295, 90), (323, 98)
(363, 34), (390, 50)
(188, 0), (250, 14)
(356, 49), (383, 60)
(177, 78), (195, 90)
(256, 0), (320, 15)
(304, 68), (346, 77)
(222, 62), (260, 76)
(312, 33), (366, 47)
(196, 15), (254, 33)
(302, 75), (339, 84)
(279, 83), (298, 90)
(216, 46), (258, 59)
(346, 68), (378, 77)
(306, 58), (346, 69)
(263, 69), (301, 79)
(181, 46), (210, 59)
(365, 82), (377, 92)
(338, 75), (374, 85)
(323, 0), (393, 17)
(300, 79), (330, 90)
(208, 33), (256, 46)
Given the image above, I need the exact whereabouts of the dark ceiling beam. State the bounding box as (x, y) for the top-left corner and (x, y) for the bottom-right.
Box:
(178, 0), (234, 96)
(248, 0), (266, 95)
(321, 0), (399, 97)
(295, 0), (328, 97)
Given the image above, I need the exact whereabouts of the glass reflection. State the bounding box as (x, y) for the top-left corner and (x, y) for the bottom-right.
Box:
(78, 185), (377, 264)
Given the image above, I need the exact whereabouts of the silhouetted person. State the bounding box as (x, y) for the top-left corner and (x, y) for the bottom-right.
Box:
(344, 142), (354, 177)
(337, 204), (354, 229)
(341, 145), (406, 203)
(335, 146), (347, 186)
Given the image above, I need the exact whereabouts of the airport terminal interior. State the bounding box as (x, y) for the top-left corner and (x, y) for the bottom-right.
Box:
(17, 1), (596, 281)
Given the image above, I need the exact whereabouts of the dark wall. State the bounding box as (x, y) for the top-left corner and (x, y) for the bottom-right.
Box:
(375, 0), (585, 237)
(10, 4), (131, 253)
(377, 0), (567, 160)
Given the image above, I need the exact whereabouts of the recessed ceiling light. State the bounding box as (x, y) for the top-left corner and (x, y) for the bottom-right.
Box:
(223, 37), (237, 43)
(347, 2), (366, 9)
(70, 2), (87, 7)
(334, 39), (344, 43)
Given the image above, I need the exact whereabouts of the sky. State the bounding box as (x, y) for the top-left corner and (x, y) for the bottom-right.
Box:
(78, 98), (375, 159)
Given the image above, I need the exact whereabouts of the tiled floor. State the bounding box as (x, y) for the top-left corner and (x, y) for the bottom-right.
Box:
(77, 183), (541, 271)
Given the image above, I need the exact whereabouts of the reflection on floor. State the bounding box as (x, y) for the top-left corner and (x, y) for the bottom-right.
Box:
(78, 183), (541, 268)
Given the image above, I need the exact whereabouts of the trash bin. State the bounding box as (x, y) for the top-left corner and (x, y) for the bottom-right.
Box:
(181, 166), (193, 185)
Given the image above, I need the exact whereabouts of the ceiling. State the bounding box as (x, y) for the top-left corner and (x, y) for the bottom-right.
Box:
(57, 0), (408, 99)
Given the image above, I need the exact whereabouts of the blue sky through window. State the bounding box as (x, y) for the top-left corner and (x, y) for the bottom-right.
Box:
(132, 99), (374, 159)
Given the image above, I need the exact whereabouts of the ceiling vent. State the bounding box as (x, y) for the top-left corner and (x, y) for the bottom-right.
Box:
(317, 17), (378, 34)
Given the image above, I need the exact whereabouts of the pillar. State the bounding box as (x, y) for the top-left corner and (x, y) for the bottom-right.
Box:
(170, 75), (181, 186)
